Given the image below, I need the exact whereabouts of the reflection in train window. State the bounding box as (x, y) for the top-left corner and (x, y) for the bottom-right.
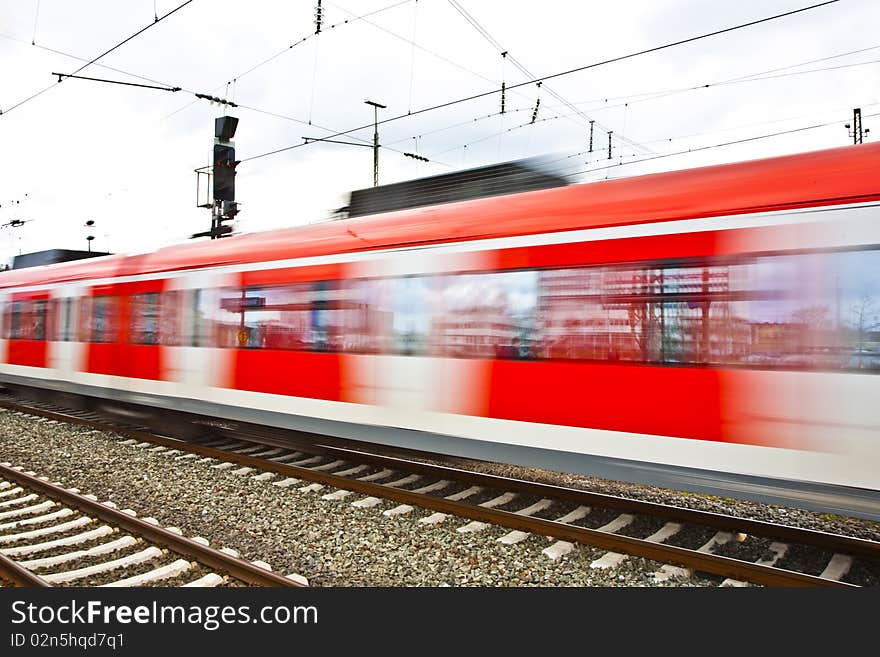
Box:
(241, 284), (313, 350)
(312, 281), (351, 352)
(8, 301), (22, 339)
(7, 302), (20, 339)
(32, 300), (46, 340)
(84, 295), (117, 343)
(6, 299), (47, 341)
(185, 247), (878, 371)
(392, 276), (432, 355)
(433, 270), (537, 359)
(532, 249), (880, 370)
(129, 293), (159, 345)
(186, 288), (214, 347)
(155, 290), (181, 346)
(57, 297), (75, 342)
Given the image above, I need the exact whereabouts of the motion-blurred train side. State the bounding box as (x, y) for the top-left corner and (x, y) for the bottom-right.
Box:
(1, 143), (879, 518)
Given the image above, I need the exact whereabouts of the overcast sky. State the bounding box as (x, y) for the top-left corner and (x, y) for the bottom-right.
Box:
(1, 0), (877, 266)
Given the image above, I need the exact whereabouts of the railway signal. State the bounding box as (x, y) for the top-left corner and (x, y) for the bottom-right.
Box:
(193, 115), (240, 240)
(213, 143), (237, 202)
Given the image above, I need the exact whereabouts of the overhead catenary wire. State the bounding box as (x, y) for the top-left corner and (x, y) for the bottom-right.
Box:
(381, 42), (879, 155)
(170, 13), (874, 178)
(238, 0), (840, 165)
(161, 0), (416, 121)
(0, 31), (182, 90)
(1, 0), (196, 116)
(0, 19), (398, 156)
(331, 0), (631, 155)
(195, 103), (453, 171)
(446, 0), (653, 154)
(542, 100), (880, 176)
(391, 42), (880, 128)
(562, 53), (880, 117)
(324, 0), (538, 109)
(567, 111), (880, 178)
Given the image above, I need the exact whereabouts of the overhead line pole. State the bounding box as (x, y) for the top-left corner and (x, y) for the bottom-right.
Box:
(365, 99), (386, 187)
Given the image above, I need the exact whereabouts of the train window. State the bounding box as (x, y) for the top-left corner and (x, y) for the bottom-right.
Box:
(723, 250), (880, 371)
(86, 295), (117, 343)
(8, 301), (22, 339)
(184, 290), (199, 346)
(154, 247), (878, 371)
(155, 290), (181, 346)
(36, 300), (47, 340)
(50, 297), (75, 342)
(6, 300), (47, 341)
(525, 248), (880, 372)
(77, 297), (91, 342)
(313, 281), (368, 352)
(213, 283), (371, 352)
(235, 284), (313, 350)
(32, 300), (46, 340)
(216, 288), (255, 348)
(836, 249), (880, 370)
(538, 267), (660, 362)
(8, 301), (20, 339)
(64, 297), (74, 341)
(343, 279), (392, 354)
(433, 271), (537, 359)
(182, 288), (213, 347)
(129, 293), (159, 345)
(389, 276), (432, 356)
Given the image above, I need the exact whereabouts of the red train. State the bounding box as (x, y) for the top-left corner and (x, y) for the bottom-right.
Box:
(2, 143), (879, 518)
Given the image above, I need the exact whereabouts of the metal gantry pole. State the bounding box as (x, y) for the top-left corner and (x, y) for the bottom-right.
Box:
(373, 106), (379, 186)
(365, 99), (386, 187)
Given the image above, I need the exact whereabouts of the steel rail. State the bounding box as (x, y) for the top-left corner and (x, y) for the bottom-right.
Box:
(0, 463), (303, 587)
(0, 552), (51, 587)
(10, 398), (878, 561)
(303, 443), (880, 561)
(0, 402), (855, 587)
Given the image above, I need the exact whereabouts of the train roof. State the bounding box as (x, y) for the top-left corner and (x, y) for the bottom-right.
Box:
(2, 142), (879, 289)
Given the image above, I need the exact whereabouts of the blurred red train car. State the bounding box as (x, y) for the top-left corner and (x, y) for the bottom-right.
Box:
(1, 143), (879, 518)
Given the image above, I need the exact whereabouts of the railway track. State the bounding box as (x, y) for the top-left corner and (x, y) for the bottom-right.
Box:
(2, 396), (879, 587)
(0, 462), (305, 588)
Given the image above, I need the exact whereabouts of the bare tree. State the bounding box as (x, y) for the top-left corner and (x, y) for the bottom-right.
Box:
(850, 295), (880, 368)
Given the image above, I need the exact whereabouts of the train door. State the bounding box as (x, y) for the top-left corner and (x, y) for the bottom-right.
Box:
(48, 283), (87, 379)
(341, 263), (442, 420)
(164, 269), (237, 391)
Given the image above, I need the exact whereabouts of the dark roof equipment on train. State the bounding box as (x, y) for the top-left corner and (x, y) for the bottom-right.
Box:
(12, 249), (111, 270)
(345, 159), (570, 218)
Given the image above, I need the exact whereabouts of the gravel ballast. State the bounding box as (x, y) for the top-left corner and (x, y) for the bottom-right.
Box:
(0, 410), (876, 586)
